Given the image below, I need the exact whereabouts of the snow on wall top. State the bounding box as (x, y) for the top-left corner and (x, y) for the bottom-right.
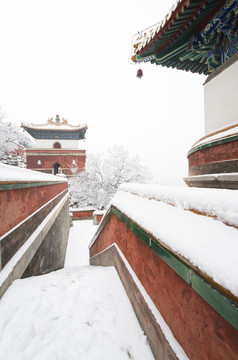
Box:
(69, 206), (96, 212)
(93, 210), (106, 215)
(191, 122), (238, 149)
(111, 184), (238, 297)
(119, 183), (238, 227)
(0, 163), (68, 183)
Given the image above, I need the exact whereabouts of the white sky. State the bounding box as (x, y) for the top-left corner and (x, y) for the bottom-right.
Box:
(0, 0), (206, 184)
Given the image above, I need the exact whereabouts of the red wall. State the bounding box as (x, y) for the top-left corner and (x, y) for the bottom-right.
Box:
(90, 214), (238, 360)
(27, 155), (85, 171)
(26, 149), (86, 155)
(188, 140), (238, 167)
(71, 210), (94, 219)
(95, 214), (103, 222)
(11, 146), (25, 156)
(26, 149), (86, 173)
(0, 182), (67, 236)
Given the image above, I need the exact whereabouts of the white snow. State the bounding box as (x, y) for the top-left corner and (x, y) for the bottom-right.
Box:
(69, 206), (96, 212)
(95, 243), (189, 360)
(93, 210), (106, 215)
(68, 146), (149, 210)
(0, 220), (155, 360)
(132, 1), (181, 57)
(0, 163), (68, 182)
(119, 183), (238, 227)
(64, 221), (97, 267)
(22, 121), (87, 131)
(191, 122), (238, 148)
(110, 188), (238, 297)
(2, 180), (236, 359)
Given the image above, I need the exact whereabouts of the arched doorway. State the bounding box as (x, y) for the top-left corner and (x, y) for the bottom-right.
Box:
(53, 163), (61, 175)
(53, 142), (62, 149)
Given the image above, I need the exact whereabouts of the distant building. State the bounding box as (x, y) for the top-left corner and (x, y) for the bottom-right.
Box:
(22, 115), (87, 176)
(0, 142), (26, 168)
(10, 143), (25, 157)
(131, 0), (238, 189)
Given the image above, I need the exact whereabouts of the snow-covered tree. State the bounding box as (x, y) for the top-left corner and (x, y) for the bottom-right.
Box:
(69, 160), (79, 175)
(69, 145), (151, 209)
(0, 123), (34, 156)
(0, 107), (34, 165)
(0, 108), (34, 154)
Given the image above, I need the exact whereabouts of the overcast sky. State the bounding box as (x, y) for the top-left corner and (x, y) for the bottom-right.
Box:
(0, 0), (206, 184)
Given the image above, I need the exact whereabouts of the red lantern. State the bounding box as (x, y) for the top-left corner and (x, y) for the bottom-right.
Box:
(136, 69), (143, 78)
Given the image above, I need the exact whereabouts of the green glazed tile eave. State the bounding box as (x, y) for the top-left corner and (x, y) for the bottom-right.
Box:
(187, 135), (238, 157)
(0, 181), (66, 191)
(150, 239), (190, 285)
(112, 207), (150, 247)
(192, 272), (238, 331)
(113, 208), (190, 284)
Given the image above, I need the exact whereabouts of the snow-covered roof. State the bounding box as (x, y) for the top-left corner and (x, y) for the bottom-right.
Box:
(22, 120), (87, 132)
(0, 163), (68, 183)
(21, 117), (88, 141)
(108, 183), (238, 297)
(131, 0), (181, 58)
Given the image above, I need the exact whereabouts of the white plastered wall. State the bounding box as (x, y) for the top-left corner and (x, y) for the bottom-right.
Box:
(204, 59), (238, 134)
(35, 139), (85, 149)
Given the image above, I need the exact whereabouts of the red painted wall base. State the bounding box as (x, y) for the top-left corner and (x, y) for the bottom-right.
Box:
(90, 213), (238, 360)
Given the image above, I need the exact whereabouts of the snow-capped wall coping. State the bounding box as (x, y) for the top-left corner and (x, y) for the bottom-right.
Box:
(190, 122), (238, 149)
(69, 206), (96, 212)
(93, 210), (106, 215)
(111, 184), (238, 297)
(119, 183), (238, 227)
(0, 163), (67, 183)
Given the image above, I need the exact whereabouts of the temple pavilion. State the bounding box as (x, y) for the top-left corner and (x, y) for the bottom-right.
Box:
(131, 0), (238, 189)
(22, 115), (87, 176)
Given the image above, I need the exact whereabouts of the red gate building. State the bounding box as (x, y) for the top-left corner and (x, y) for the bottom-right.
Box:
(22, 115), (87, 176)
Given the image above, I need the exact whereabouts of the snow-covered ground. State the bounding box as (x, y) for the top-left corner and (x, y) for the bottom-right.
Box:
(64, 220), (97, 267)
(0, 220), (154, 360)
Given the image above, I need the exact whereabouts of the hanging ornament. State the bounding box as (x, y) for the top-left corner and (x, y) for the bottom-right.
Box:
(136, 69), (143, 78)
